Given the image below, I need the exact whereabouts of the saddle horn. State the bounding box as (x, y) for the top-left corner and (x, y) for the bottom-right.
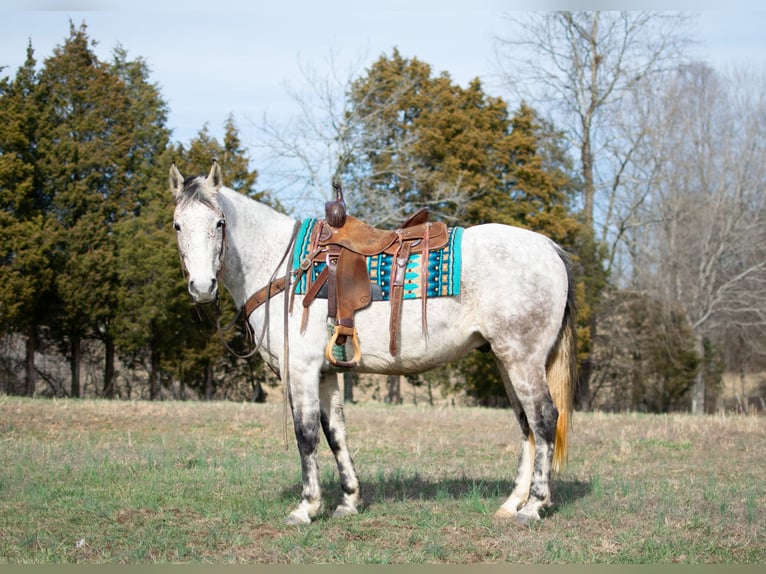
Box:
(325, 178), (347, 228)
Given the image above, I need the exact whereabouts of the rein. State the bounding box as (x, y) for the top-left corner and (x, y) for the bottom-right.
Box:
(217, 220), (301, 449)
(201, 220), (300, 361)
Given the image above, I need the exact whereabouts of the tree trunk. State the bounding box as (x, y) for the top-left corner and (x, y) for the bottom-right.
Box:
(205, 363), (213, 400)
(251, 379), (264, 402)
(343, 371), (354, 403)
(70, 332), (81, 398)
(149, 346), (160, 400)
(581, 126), (595, 229)
(103, 333), (115, 398)
(385, 374), (402, 405)
(25, 326), (36, 397)
(690, 334), (705, 414)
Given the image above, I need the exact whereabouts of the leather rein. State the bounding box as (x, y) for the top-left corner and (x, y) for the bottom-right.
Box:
(193, 216), (301, 363)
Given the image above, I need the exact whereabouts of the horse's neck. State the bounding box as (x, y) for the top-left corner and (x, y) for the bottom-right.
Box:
(218, 187), (297, 307)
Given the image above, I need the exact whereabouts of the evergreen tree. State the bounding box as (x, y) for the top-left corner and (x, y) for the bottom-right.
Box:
(166, 119), (267, 400)
(108, 47), (175, 399)
(344, 49), (515, 226)
(0, 44), (52, 395)
(33, 23), (170, 397)
(113, 150), (187, 400)
(176, 117), (263, 197)
(343, 52), (587, 404)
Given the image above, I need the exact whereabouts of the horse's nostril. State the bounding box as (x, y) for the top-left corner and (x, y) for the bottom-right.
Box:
(188, 277), (217, 300)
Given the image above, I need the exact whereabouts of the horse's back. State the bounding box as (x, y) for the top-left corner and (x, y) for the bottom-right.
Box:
(460, 223), (568, 296)
(350, 222), (569, 373)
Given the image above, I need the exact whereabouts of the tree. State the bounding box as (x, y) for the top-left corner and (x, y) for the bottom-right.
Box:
(0, 44), (52, 396)
(31, 23), (175, 398)
(103, 45), (171, 398)
(627, 63), (766, 412)
(496, 11), (694, 406)
(589, 290), (700, 412)
(166, 119), (270, 401)
(114, 162), (188, 400)
(342, 50), (483, 225)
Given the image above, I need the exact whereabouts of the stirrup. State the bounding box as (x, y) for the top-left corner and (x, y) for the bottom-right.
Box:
(325, 325), (361, 368)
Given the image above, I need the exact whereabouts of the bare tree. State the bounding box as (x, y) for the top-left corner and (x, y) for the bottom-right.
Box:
(249, 54), (359, 216)
(495, 12), (695, 406)
(629, 64), (766, 412)
(250, 52), (478, 226)
(495, 11), (694, 236)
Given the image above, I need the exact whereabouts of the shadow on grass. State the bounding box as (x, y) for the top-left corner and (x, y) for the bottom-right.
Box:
(280, 473), (591, 517)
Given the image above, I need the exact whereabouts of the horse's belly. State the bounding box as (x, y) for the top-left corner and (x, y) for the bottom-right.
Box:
(352, 297), (483, 374)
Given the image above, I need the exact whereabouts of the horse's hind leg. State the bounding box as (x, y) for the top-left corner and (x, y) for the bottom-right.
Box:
(496, 402), (535, 517)
(497, 360), (558, 524)
(319, 372), (361, 518)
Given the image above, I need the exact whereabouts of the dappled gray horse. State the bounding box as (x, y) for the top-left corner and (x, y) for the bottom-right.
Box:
(170, 161), (576, 525)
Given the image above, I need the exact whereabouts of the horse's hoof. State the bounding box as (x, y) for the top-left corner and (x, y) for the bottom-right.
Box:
(284, 510), (312, 526)
(332, 505), (358, 518)
(515, 509), (540, 527)
(494, 506), (517, 519)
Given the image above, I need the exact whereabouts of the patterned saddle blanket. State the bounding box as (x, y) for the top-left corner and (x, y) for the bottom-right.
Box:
(291, 217), (463, 301)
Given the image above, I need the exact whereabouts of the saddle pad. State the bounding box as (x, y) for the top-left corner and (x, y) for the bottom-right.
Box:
(292, 218), (463, 300)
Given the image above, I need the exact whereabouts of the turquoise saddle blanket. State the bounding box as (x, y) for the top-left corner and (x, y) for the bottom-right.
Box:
(291, 218), (464, 300)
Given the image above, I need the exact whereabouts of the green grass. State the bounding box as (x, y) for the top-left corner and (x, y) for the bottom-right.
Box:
(0, 397), (763, 563)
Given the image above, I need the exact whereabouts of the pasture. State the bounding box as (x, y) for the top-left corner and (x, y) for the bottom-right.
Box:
(0, 396), (763, 563)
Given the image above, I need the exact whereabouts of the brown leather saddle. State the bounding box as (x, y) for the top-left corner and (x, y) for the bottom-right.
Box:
(297, 181), (448, 368)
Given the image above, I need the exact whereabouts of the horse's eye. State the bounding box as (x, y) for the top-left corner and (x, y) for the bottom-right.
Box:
(216, 219), (225, 229)
(173, 222), (181, 232)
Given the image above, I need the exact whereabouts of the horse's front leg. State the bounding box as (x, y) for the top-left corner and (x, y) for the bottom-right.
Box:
(319, 372), (360, 517)
(285, 372), (323, 525)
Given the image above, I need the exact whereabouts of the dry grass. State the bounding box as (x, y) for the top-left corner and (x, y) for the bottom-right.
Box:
(0, 396), (763, 563)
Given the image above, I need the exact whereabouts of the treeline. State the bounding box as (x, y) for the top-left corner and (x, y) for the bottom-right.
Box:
(0, 24), (268, 401)
(1, 20), (763, 411)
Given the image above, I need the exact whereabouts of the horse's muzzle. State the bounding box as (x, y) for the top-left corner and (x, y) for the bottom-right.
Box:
(188, 276), (218, 303)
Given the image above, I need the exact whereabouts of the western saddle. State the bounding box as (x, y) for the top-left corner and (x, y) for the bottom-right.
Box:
(245, 181), (448, 368)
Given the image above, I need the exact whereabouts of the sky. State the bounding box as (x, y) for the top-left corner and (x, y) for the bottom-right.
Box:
(1, 1), (765, 203)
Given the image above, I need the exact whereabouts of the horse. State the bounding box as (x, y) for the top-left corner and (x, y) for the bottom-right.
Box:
(169, 160), (577, 526)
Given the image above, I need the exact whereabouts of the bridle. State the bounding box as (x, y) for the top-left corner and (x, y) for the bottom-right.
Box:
(185, 210), (300, 365)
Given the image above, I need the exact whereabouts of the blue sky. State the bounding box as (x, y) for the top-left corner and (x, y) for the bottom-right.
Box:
(2, 2), (765, 141)
(1, 1), (765, 204)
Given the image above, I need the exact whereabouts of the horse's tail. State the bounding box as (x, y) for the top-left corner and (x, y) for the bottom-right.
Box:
(547, 247), (578, 473)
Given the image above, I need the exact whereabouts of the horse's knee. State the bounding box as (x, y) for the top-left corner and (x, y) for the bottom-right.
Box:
(293, 407), (321, 454)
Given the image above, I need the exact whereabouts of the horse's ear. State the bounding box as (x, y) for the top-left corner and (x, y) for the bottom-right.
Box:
(169, 162), (184, 198)
(207, 159), (223, 191)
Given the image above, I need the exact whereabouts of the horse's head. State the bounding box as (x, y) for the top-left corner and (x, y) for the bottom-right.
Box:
(169, 160), (227, 304)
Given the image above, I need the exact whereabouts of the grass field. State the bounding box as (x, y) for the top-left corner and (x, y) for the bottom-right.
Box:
(0, 396), (763, 564)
